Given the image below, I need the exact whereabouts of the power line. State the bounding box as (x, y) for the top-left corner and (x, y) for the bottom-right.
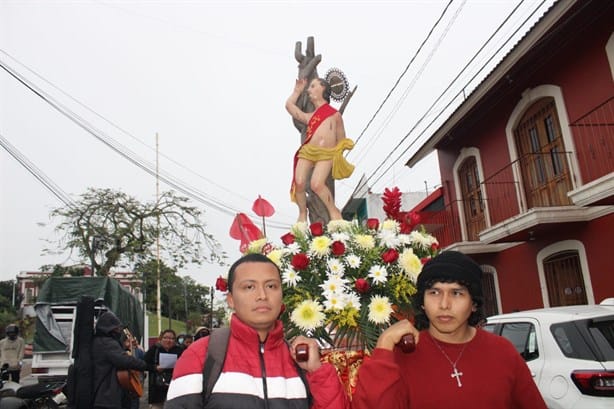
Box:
(0, 132), (75, 208)
(363, 0), (545, 190)
(351, 0), (455, 151)
(0, 57), (294, 230)
(351, 0), (465, 170)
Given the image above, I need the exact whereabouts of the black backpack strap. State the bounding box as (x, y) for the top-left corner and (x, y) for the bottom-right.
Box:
(202, 327), (230, 406)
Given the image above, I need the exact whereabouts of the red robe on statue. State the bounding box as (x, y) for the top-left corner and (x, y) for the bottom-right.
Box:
(290, 103), (338, 202)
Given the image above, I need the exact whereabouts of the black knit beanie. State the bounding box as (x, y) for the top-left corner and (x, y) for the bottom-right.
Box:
(417, 251), (483, 298)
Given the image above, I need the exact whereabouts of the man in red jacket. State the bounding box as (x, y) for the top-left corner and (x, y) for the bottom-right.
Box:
(352, 251), (547, 409)
(165, 253), (349, 409)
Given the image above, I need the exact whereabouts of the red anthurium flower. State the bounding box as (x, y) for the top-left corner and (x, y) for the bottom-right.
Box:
(331, 241), (346, 256)
(291, 253), (310, 270)
(366, 218), (379, 230)
(355, 278), (370, 294)
(382, 248), (400, 264)
(281, 232), (296, 245)
(310, 222), (324, 236)
(215, 276), (228, 292)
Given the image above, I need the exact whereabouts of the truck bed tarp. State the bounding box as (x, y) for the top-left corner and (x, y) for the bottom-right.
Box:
(33, 277), (143, 352)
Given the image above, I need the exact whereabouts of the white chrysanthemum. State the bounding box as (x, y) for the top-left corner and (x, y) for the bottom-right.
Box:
(368, 264), (388, 284)
(378, 229), (400, 248)
(399, 248), (423, 282)
(345, 254), (361, 269)
(283, 242), (301, 256)
(368, 295), (393, 324)
(248, 239), (267, 253)
(409, 230), (434, 250)
(320, 275), (348, 295)
(331, 232), (350, 243)
(282, 268), (302, 287)
(291, 300), (325, 331)
(291, 221), (309, 235)
(310, 235), (332, 257)
(327, 219), (352, 232)
(324, 293), (346, 311)
(354, 234), (375, 250)
(327, 259), (345, 276)
(344, 291), (361, 310)
(381, 219), (400, 233)
(398, 234), (412, 246)
(266, 249), (283, 267)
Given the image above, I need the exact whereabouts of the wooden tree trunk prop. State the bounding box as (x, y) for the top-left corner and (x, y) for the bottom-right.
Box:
(292, 37), (334, 225)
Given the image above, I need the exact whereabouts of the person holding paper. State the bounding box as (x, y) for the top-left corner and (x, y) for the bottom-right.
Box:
(144, 329), (183, 409)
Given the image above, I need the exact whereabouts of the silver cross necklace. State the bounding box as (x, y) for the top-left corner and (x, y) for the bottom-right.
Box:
(432, 338), (469, 387)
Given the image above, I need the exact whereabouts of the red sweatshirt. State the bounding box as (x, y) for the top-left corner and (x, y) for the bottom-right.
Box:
(352, 329), (546, 409)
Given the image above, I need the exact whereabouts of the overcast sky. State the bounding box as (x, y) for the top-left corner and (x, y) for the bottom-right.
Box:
(0, 0), (555, 286)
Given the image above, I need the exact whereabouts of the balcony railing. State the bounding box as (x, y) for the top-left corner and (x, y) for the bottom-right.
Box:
(569, 96), (614, 183)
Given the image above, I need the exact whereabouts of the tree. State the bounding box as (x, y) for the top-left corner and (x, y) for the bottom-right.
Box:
(136, 259), (213, 323)
(46, 188), (226, 275)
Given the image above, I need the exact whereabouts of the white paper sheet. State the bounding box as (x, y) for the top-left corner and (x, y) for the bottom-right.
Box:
(158, 352), (177, 369)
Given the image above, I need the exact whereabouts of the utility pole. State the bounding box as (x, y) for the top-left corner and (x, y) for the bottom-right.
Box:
(156, 133), (161, 335)
(210, 286), (214, 329)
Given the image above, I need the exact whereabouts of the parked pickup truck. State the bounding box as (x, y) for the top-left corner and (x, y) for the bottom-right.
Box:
(31, 276), (144, 381)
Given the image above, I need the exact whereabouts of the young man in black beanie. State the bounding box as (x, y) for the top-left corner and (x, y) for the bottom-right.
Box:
(352, 251), (546, 409)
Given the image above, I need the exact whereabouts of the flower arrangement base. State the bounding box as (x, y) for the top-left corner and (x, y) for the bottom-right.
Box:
(320, 349), (370, 399)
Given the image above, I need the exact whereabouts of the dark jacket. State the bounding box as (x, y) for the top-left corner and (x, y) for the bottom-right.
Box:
(92, 312), (147, 409)
(144, 341), (183, 404)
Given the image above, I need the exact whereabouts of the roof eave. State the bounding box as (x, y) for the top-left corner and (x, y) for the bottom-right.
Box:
(406, 0), (578, 168)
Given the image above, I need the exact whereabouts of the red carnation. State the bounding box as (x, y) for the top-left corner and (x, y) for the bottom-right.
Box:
(421, 257), (430, 265)
(281, 232), (295, 245)
(366, 218), (379, 230)
(215, 276), (228, 292)
(431, 242), (439, 251)
(310, 222), (324, 236)
(331, 241), (346, 256)
(382, 248), (400, 264)
(355, 278), (370, 294)
(291, 253), (310, 270)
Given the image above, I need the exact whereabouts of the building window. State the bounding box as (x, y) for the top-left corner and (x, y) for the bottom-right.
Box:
(514, 97), (573, 207)
(458, 156), (486, 241)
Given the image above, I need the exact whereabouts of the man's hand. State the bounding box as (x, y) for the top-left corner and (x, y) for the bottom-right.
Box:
(290, 336), (322, 373)
(375, 319), (420, 351)
(293, 78), (307, 94)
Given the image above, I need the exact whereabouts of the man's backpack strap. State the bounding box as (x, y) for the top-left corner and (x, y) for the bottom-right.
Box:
(202, 327), (230, 406)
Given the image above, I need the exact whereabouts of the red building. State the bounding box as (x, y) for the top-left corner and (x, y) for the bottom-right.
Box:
(407, 0), (614, 315)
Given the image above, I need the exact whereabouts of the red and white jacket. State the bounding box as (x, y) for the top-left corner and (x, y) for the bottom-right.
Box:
(165, 314), (349, 409)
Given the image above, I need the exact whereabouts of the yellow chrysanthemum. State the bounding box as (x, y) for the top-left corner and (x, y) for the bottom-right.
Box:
(381, 219), (399, 232)
(354, 234), (375, 250)
(399, 249), (423, 282)
(267, 249), (283, 267)
(327, 219), (352, 232)
(290, 300), (325, 331)
(310, 236), (332, 257)
(368, 295), (393, 324)
(247, 238), (267, 253)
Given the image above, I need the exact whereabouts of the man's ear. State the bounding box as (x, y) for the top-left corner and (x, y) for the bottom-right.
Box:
(226, 292), (234, 310)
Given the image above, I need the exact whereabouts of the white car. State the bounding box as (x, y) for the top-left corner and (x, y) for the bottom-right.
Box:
(483, 298), (614, 409)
